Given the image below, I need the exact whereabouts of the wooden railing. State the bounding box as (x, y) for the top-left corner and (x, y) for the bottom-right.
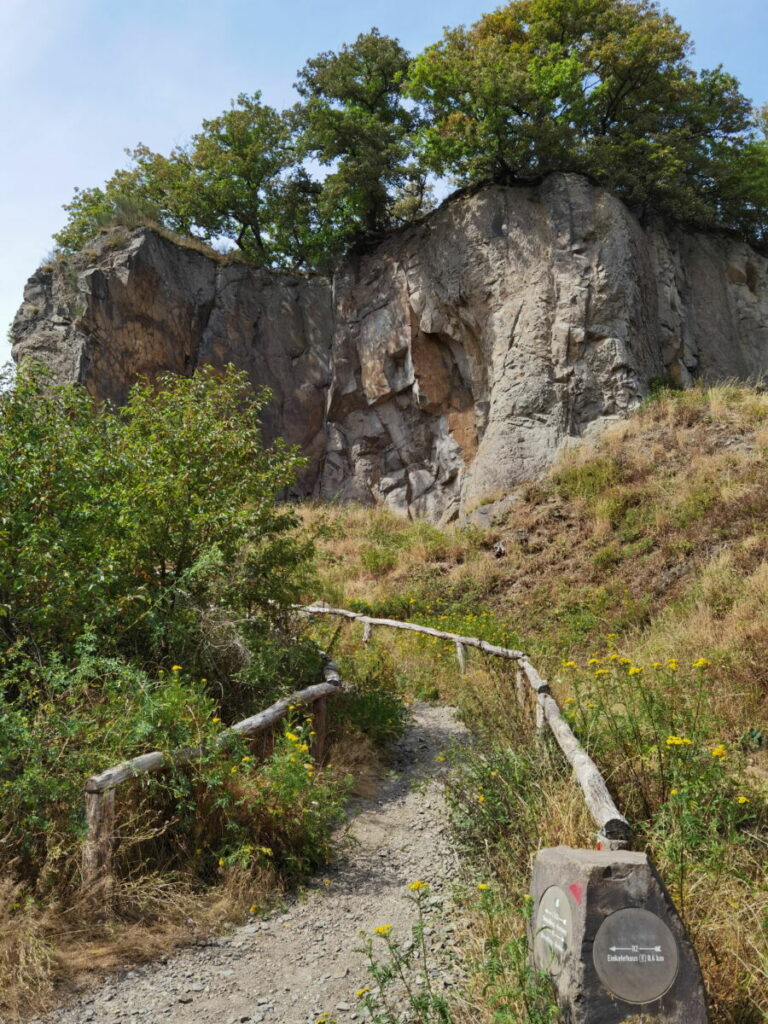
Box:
(300, 605), (632, 851)
(81, 660), (342, 897)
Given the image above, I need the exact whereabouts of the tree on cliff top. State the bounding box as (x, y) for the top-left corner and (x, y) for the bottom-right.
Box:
(54, 94), (312, 266)
(293, 29), (431, 241)
(407, 0), (758, 231)
(53, 2), (767, 259)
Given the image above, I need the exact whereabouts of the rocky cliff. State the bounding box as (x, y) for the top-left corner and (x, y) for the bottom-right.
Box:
(12, 174), (768, 520)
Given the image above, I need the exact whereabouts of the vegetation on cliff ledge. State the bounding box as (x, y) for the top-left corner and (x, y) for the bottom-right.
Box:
(54, 0), (768, 265)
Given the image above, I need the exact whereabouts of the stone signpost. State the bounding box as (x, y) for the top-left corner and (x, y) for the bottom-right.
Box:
(530, 847), (709, 1023)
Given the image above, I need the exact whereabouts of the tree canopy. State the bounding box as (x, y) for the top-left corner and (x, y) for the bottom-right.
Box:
(54, 2), (768, 263)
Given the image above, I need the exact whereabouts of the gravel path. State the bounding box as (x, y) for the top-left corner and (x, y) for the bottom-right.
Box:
(37, 703), (469, 1024)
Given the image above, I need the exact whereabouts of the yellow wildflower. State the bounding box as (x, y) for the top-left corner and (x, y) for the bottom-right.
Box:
(436, 754), (446, 762)
(218, 857), (225, 868)
(249, 904), (258, 914)
(260, 846), (273, 856)
(618, 657), (632, 665)
(285, 731), (299, 742)
(298, 743), (310, 753)
(587, 658), (601, 666)
(628, 666), (642, 676)
(666, 735), (692, 747)
(652, 662), (662, 669)
(670, 789), (679, 796)
(710, 744), (727, 760)
(171, 665), (182, 672)
(477, 883), (489, 891)
(564, 696), (576, 704)
(230, 765), (238, 774)
(737, 796), (749, 804)
(241, 756), (251, 763)
(693, 657), (711, 669)
(476, 792), (486, 803)
(374, 925), (392, 936)
(212, 717), (220, 724)
(563, 660), (577, 668)
(408, 880), (429, 891)
(667, 659), (678, 671)
(356, 988), (371, 998)
(594, 669), (609, 676)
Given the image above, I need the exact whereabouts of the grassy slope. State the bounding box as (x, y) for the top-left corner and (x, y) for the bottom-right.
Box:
(304, 384), (768, 1023)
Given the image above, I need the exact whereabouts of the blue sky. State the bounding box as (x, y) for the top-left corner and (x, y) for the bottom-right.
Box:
(2, 0), (766, 364)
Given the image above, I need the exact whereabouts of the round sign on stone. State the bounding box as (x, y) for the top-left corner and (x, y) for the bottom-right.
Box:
(592, 908), (679, 1004)
(533, 885), (572, 976)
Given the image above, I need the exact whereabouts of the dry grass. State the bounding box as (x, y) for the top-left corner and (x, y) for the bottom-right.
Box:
(305, 383), (768, 1023)
(0, 866), (282, 1023)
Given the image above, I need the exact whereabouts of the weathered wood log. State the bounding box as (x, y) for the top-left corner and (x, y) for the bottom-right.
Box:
(536, 690), (632, 848)
(229, 682), (338, 739)
(299, 605), (525, 661)
(81, 789), (115, 897)
(81, 661), (343, 894)
(362, 621), (372, 644)
(85, 676), (342, 793)
(455, 641), (466, 673)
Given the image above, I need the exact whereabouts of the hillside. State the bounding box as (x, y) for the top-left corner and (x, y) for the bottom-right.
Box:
(305, 383), (768, 1022)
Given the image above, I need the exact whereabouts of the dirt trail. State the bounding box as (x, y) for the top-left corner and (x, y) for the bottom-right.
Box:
(37, 703), (469, 1024)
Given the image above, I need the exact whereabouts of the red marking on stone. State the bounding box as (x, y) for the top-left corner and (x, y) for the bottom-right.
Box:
(568, 883), (584, 905)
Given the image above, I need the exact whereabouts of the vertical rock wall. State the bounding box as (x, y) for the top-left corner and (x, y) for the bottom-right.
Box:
(11, 175), (768, 521)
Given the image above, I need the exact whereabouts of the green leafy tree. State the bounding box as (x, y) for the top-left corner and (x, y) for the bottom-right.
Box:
(294, 29), (430, 239)
(408, 0), (760, 233)
(0, 365), (312, 671)
(184, 92), (293, 260)
(54, 94), (299, 265)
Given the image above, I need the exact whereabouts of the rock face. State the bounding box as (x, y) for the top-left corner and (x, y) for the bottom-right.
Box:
(11, 230), (333, 493)
(12, 174), (768, 520)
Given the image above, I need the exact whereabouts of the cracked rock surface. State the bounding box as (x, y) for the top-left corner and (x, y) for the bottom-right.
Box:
(13, 174), (768, 519)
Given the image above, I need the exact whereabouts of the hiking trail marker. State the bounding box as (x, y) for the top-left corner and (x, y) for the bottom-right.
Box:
(530, 847), (708, 1023)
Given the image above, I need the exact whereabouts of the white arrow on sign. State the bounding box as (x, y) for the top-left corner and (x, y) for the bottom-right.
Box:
(609, 945), (662, 953)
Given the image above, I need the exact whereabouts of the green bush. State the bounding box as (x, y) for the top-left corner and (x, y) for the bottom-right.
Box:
(0, 364), (332, 894)
(0, 364), (313, 678)
(552, 456), (625, 501)
(334, 645), (409, 748)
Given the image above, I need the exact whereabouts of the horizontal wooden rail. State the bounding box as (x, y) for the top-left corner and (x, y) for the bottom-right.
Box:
(301, 605), (631, 850)
(81, 660), (341, 897)
(299, 604), (525, 661)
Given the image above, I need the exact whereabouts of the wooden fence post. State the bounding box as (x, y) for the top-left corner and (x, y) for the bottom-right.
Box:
(81, 787), (115, 905)
(535, 698), (547, 737)
(362, 621), (372, 644)
(455, 641), (466, 673)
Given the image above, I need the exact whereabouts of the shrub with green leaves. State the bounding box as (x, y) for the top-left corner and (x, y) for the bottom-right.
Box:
(0, 364), (313, 679)
(0, 364), (329, 894)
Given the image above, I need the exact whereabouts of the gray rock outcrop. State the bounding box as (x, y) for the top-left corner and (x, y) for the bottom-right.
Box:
(11, 174), (768, 520)
(11, 230), (333, 493)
